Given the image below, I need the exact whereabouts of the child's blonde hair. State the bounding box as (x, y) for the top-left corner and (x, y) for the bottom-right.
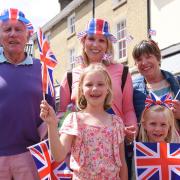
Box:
(139, 105), (176, 143)
(77, 63), (113, 110)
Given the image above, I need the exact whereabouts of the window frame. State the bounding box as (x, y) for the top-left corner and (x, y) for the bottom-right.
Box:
(112, 0), (127, 10)
(67, 13), (75, 35)
(69, 48), (76, 69)
(116, 19), (127, 62)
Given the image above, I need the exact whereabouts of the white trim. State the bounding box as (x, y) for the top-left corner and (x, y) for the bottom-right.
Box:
(112, 0), (127, 10)
(116, 19), (127, 62)
(31, 0), (87, 40)
(69, 48), (76, 70)
(67, 13), (75, 35)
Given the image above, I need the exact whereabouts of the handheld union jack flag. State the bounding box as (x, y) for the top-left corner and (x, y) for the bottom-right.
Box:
(149, 29), (156, 36)
(134, 142), (180, 180)
(37, 28), (57, 97)
(28, 139), (72, 180)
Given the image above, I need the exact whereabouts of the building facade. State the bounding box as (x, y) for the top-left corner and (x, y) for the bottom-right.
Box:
(32, 0), (148, 82)
(32, 0), (149, 105)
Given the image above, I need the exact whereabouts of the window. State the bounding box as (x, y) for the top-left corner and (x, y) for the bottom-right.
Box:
(112, 0), (127, 9)
(116, 20), (127, 60)
(25, 40), (34, 56)
(113, 0), (122, 3)
(69, 48), (75, 69)
(67, 13), (75, 35)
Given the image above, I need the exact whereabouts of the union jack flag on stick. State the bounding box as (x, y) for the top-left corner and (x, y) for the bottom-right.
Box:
(28, 139), (72, 180)
(148, 29), (156, 36)
(134, 142), (180, 180)
(37, 28), (57, 98)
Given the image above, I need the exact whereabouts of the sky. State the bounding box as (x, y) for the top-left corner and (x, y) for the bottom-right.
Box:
(0, 0), (60, 32)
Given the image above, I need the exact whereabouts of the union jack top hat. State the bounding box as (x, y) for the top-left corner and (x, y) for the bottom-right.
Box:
(0, 8), (34, 36)
(78, 18), (117, 43)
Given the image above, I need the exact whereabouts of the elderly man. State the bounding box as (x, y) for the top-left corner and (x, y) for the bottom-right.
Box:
(0, 8), (54, 179)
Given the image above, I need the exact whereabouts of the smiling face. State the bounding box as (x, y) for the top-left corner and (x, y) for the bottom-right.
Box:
(0, 19), (28, 59)
(143, 111), (170, 142)
(132, 40), (162, 82)
(82, 71), (109, 108)
(83, 34), (108, 63)
(135, 53), (160, 79)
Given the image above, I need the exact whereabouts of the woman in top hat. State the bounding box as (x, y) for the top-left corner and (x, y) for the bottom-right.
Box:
(58, 18), (137, 142)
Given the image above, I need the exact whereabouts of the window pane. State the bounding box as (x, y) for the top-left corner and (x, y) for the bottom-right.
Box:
(68, 14), (75, 34)
(116, 19), (127, 59)
(119, 42), (122, 49)
(123, 40), (126, 48)
(119, 50), (122, 59)
(123, 49), (126, 57)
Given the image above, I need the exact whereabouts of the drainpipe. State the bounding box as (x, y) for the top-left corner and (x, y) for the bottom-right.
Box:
(93, 0), (95, 18)
(147, 0), (151, 39)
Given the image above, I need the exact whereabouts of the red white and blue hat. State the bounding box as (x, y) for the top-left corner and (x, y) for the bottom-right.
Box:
(78, 18), (117, 43)
(0, 8), (34, 36)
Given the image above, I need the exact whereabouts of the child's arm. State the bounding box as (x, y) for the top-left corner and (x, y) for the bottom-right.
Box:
(119, 142), (128, 180)
(40, 100), (73, 162)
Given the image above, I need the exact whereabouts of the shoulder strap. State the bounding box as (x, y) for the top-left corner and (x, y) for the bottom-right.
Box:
(121, 66), (129, 92)
(67, 71), (72, 95)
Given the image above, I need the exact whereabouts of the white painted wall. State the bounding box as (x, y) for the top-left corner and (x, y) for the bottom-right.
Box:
(151, 0), (180, 49)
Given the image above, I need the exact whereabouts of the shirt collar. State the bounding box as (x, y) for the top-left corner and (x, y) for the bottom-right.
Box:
(0, 49), (33, 65)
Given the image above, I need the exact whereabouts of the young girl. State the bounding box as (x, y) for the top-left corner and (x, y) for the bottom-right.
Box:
(40, 64), (128, 180)
(131, 93), (180, 180)
(139, 94), (180, 143)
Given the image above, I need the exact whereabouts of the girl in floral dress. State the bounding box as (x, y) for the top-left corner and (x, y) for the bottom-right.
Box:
(40, 64), (128, 180)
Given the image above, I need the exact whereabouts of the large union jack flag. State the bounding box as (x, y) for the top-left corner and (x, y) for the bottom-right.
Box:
(28, 139), (72, 180)
(134, 142), (180, 180)
(37, 28), (57, 97)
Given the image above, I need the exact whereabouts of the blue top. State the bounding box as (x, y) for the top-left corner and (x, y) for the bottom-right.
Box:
(133, 70), (180, 124)
(0, 53), (55, 156)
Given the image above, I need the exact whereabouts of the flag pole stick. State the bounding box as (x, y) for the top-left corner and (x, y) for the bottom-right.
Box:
(43, 93), (45, 100)
(174, 89), (180, 100)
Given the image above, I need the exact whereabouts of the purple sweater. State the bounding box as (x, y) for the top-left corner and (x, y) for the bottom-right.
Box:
(0, 59), (54, 156)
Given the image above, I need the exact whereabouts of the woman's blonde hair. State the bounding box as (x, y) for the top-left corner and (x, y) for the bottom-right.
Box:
(76, 63), (113, 110)
(139, 105), (176, 143)
(81, 35), (115, 66)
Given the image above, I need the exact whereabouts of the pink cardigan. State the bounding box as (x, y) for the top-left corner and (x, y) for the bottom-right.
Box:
(58, 63), (137, 126)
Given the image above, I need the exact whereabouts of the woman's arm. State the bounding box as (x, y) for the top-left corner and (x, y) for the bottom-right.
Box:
(58, 73), (71, 115)
(119, 142), (128, 180)
(123, 73), (138, 141)
(122, 72), (137, 127)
